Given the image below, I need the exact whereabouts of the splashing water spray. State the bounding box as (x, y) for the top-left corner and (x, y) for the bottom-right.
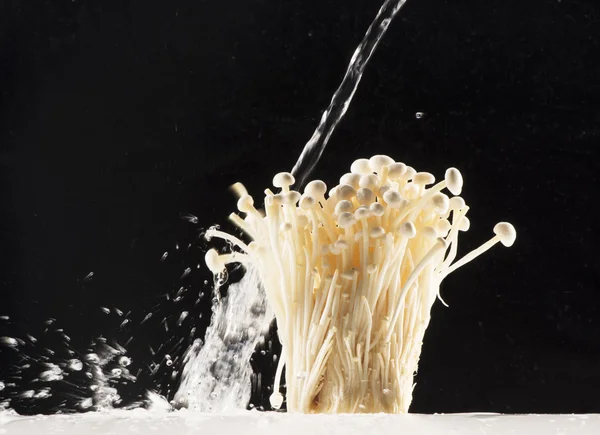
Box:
(177, 0), (516, 415)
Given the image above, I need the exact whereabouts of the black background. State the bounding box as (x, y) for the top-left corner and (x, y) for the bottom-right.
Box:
(1, 0), (599, 414)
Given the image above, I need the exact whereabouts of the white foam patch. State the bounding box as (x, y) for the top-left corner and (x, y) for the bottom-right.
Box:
(1, 411), (598, 435)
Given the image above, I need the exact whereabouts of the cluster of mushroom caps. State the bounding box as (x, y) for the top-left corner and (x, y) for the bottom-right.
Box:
(204, 155), (516, 414)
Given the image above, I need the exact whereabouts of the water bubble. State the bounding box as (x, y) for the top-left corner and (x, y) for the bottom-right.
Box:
(89, 384), (98, 392)
(0, 382), (4, 391)
(120, 319), (131, 329)
(0, 316), (9, 321)
(0, 337), (18, 348)
(415, 112), (425, 119)
(100, 307), (110, 315)
(26, 334), (37, 343)
(118, 356), (131, 367)
(160, 252), (169, 262)
(296, 372), (307, 380)
(113, 308), (124, 316)
(83, 272), (94, 282)
(141, 313), (153, 324)
(79, 398), (93, 409)
(111, 368), (122, 377)
(68, 359), (83, 371)
(382, 388), (391, 395)
(85, 372), (93, 379)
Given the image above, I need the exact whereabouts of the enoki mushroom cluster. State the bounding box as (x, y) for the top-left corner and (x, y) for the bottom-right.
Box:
(204, 155), (516, 413)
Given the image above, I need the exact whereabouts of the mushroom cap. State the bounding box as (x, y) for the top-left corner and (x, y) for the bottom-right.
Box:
(387, 162), (407, 179)
(273, 172), (295, 188)
(445, 167), (463, 196)
(493, 222), (517, 247)
(413, 172), (435, 186)
(350, 158), (372, 175)
(369, 155), (395, 173)
(337, 212), (356, 228)
(304, 180), (327, 197)
(399, 222), (417, 239)
(205, 249), (224, 274)
(237, 195), (255, 213)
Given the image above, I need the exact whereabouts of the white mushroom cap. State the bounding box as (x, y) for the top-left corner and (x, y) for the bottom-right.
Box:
(399, 222), (416, 239)
(337, 184), (357, 200)
(304, 180), (327, 197)
(334, 200), (353, 215)
(237, 195), (255, 213)
(273, 172), (295, 189)
(413, 172), (435, 186)
(369, 202), (385, 217)
(383, 190), (403, 208)
(359, 174), (380, 190)
(270, 392), (284, 410)
(357, 188), (375, 205)
(337, 212), (356, 228)
(458, 216), (470, 231)
(354, 206), (371, 220)
(339, 173), (361, 189)
(205, 249), (224, 274)
(368, 155), (395, 173)
(284, 191), (301, 206)
(350, 158), (372, 175)
(299, 195), (316, 210)
(445, 168), (463, 196)
(493, 222), (517, 247)
(387, 162), (407, 179)
(449, 196), (466, 210)
(431, 193), (450, 214)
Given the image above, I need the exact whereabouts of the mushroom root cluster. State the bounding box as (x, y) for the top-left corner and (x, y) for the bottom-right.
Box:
(204, 155), (516, 413)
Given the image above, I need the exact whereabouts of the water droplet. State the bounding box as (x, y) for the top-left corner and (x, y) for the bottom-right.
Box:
(20, 390), (35, 399)
(177, 312), (189, 326)
(179, 213), (199, 224)
(0, 337), (18, 348)
(296, 372), (307, 380)
(180, 267), (191, 279)
(118, 356), (131, 367)
(382, 388), (391, 395)
(68, 359), (83, 371)
(34, 389), (51, 399)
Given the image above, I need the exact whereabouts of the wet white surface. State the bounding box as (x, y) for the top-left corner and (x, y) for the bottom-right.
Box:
(1, 411), (599, 435)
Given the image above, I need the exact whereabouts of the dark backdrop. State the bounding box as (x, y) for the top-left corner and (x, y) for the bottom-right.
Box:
(1, 0), (599, 414)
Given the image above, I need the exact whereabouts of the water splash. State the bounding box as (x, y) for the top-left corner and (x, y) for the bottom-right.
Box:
(174, 266), (271, 411)
(291, 0), (410, 188)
